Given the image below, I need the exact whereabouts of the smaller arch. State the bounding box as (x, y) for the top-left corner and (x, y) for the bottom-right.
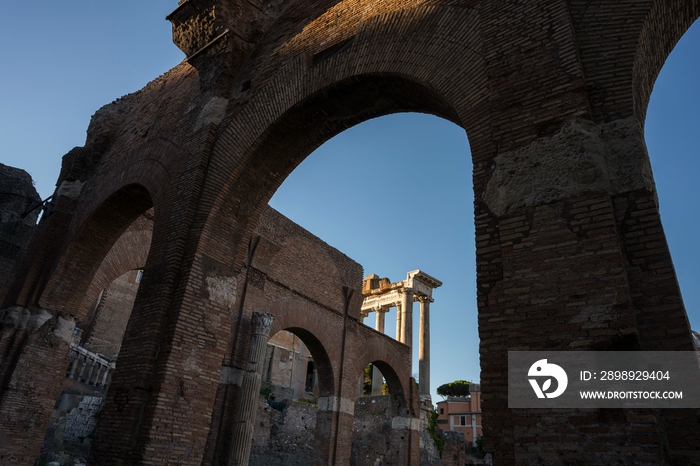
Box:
(357, 359), (410, 418)
(274, 327), (334, 398)
(348, 328), (414, 418)
(266, 299), (340, 398)
(38, 184), (153, 317)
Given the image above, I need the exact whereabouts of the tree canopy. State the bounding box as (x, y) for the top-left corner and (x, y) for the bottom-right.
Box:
(436, 380), (471, 398)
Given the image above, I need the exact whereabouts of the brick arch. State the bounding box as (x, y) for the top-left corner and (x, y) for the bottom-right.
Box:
(348, 336), (413, 417)
(195, 3), (487, 273)
(267, 298), (339, 397)
(76, 212), (153, 324)
(633, 0), (700, 123)
(202, 73), (470, 272)
(38, 183), (153, 317)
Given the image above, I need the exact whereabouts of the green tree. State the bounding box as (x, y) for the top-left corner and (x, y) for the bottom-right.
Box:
(436, 379), (471, 399)
(362, 364), (373, 395)
(427, 408), (444, 456)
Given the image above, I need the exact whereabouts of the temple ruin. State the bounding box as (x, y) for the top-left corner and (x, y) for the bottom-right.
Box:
(361, 271), (441, 399)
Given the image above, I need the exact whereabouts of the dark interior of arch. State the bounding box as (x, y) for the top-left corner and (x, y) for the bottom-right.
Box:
(39, 184), (153, 314)
(284, 326), (335, 397)
(371, 360), (408, 417)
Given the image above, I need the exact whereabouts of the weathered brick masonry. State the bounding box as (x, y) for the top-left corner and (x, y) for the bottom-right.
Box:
(1, 0), (699, 464)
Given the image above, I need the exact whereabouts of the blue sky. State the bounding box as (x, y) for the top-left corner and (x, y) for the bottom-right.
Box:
(1, 2), (698, 403)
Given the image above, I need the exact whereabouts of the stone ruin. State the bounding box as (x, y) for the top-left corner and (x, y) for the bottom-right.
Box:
(2, 1), (700, 465)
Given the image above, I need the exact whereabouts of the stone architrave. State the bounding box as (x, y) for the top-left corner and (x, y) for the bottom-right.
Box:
(229, 312), (275, 466)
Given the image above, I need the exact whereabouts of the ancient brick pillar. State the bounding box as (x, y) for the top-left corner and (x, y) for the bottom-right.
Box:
(0, 307), (75, 464)
(315, 396), (356, 466)
(388, 416), (421, 466)
(477, 116), (698, 464)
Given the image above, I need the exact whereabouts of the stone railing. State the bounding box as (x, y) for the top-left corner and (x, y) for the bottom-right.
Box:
(65, 343), (115, 389)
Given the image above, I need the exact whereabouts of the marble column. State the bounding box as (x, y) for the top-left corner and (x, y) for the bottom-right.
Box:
(401, 290), (414, 350)
(418, 297), (431, 397)
(229, 312), (275, 466)
(372, 309), (387, 395)
(395, 303), (403, 343)
(375, 309), (386, 334)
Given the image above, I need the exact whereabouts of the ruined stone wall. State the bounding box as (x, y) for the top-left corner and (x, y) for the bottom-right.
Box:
(204, 205), (413, 466)
(0, 164), (40, 302)
(250, 395), (436, 466)
(440, 432), (465, 466)
(250, 398), (316, 466)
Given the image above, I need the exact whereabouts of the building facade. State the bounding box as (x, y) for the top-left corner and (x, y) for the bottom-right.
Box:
(436, 384), (482, 446)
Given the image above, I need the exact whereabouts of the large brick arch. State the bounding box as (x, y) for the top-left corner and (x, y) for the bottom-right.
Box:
(201, 72), (471, 270)
(195, 5), (487, 272)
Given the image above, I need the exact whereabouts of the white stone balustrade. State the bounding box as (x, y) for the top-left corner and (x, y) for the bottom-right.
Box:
(65, 343), (116, 389)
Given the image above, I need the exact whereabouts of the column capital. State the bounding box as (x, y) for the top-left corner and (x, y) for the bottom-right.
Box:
(417, 295), (434, 303)
(251, 312), (275, 336)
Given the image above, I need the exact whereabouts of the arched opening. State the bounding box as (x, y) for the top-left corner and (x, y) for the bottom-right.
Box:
(266, 112), (476, 465)
(643, 18), (700, 334)
(350, 358), (413, 466)
(201, 70), (476, 466)
(32, 193), (155, 466)
(261, 328), (333, 402)
(39, 184), (153, 316)
(250, 326), (335, 466)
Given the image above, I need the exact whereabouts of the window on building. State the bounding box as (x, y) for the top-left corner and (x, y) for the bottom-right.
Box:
(440, 408), (444, 415)
(460, 416), (466, 426)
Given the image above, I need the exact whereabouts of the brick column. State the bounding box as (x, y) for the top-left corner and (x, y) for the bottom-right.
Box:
(0, 307), (75, 464)
(315, 396), (355, 466)
(476, 116), (698, 464)
(229, 312), (275, 466)
(389, 417), (421, 466)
